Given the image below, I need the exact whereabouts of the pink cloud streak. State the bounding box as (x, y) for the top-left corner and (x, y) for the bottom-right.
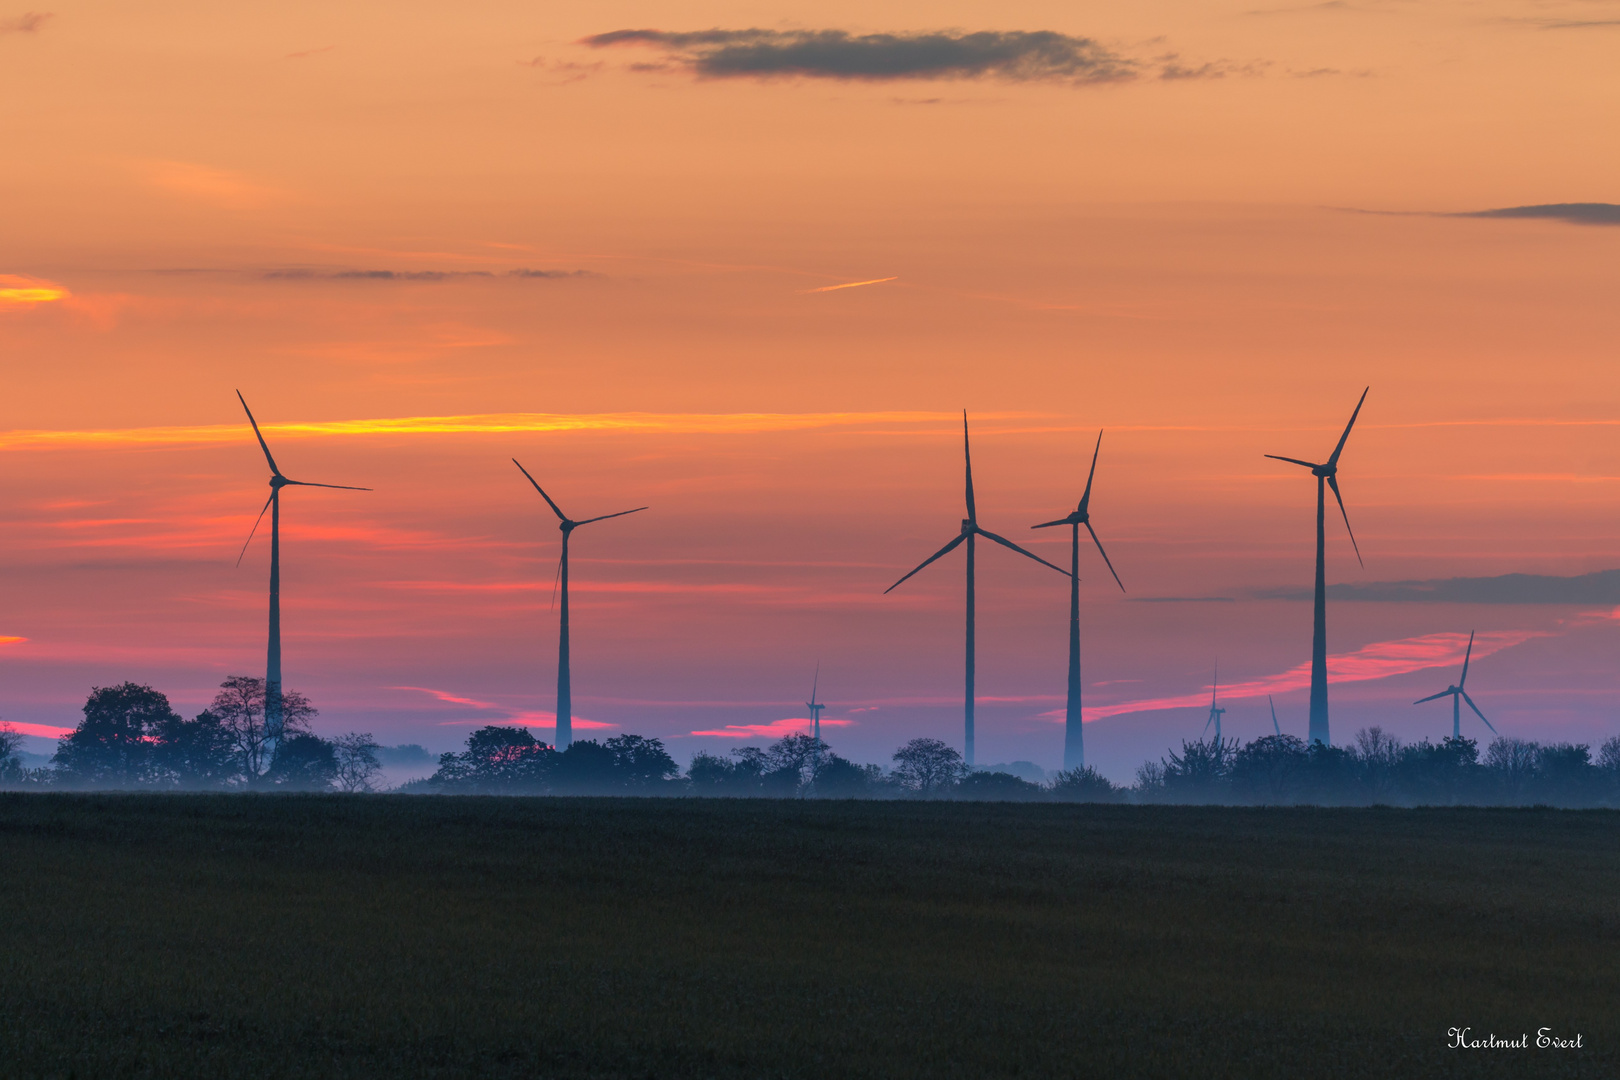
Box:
(1080, 629), (1545, 722)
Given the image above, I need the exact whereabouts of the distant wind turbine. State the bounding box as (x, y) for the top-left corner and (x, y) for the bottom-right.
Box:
(513, 459), (646, 750)
(1414, 630), (1497, 740)
(1202, 669), (1226, 743)
(1031, 430), (1125, 772)
(885, 412), (1071, 767)
(235, 391), (370, 757)
(1266, 387), (1369, 747)
(806, 665), (826, 743)
(1268, 695), (1282, 737)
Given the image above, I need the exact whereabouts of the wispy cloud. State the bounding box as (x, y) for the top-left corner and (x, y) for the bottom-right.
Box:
(1256, 569), (1620, 605)
(137, 160), (286, 210)
(0, 11), (50, 34)
(1081, 630), (1543, 721)
(0, 410), (1026, 450)
(393, 686), (615, 731)
(803, 276), (897, 293)
(583, 28), (1139, 83)
(688, 717), (856, 739)
(264, 268), (592, 281)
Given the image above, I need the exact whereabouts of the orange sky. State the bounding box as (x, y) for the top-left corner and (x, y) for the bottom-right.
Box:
(3, 1), (1619, 777)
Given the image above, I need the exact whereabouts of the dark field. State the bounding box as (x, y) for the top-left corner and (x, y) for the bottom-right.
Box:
(1, 796), (1615, 1079)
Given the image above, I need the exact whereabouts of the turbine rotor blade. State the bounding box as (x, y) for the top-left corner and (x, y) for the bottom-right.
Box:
(1265, 454), (1320, 470)
(574, 506), (649, 526)
(975, 527), (1072, 577)
(962, 411), (977, 523)
(1328, 386), (1370, 467)
(549, 550), (564, 609)
(236, 390), (283, 476)
(512, 459), (567, 521)
(1413, 689), (1453, 705)
(883, 533), (968, 594)
(235, 492), (274, 567)
(285, 480), (372, 491)
(1459, 630), (1474, 687)
(1326, 474), (1363, 567)
(1030, 518), (1070, 529)
(1084, 521), (1126, 592)
(1461, 690), (1496, 733)
(1078, 430), (1103, 513)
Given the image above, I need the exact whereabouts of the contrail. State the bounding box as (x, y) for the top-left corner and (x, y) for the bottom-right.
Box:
(803, 276), (897, 293)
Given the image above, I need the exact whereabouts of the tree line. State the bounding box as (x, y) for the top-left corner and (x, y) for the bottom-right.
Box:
(6, 682), (1620, 805)
(0, 680), (384, 792)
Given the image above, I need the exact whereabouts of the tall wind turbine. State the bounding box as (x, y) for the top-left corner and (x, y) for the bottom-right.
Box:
(513, 460), (646, 750)
(236, 391), (370, 756)
(885, 412), (1071, 767)
(1202, 670), (1226, 743)
(1031, 430), (1125, 771)
(1414, 630), (1497, 740)
(1268, 695), (1282, 737)
(806, 665), (826, 743)
(1266, 387), (1369, 747)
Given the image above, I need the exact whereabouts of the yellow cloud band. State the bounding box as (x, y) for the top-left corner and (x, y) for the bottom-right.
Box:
(0, 411), (1029, 450)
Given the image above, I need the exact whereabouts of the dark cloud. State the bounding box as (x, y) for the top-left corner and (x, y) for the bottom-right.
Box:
(262, 268), (593, 281)
(1458, 203), (1620, 226)
(581, 28), (1138, 83)
(1254, 569), (1620, 604)
(0, 10), (50, 34)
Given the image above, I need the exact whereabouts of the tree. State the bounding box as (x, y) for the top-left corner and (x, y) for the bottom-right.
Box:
(1230, 735), (1310, 804)
(427, 725), (553, 792)
(331, 732), (383, 793)
(266, 733), (338, 791)
(549, 739), (619, 793)
(1160, 738), (1236, 802)
(1048, 766), (1120, 803)
(891, 738), (968, 796)
(954, 770), (1044, 801)
(763, 734), (827, 796)
(0, 722), (26, 786)
(605, 734), (680, 790)
(1352, 727), (1403, 802)
(150, 710), (241, 789)
(52, 683), (181, 787)
(811, 754), (880, 798)
(209, 676), (317, 783)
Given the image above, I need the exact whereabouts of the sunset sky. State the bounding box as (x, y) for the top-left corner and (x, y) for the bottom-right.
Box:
(3, 0), (1618, 780)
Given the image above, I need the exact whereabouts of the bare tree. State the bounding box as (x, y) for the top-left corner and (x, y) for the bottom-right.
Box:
(331, 732), (383, 793)
(209, 676), (316, 781)
(0, 721), (24, 784)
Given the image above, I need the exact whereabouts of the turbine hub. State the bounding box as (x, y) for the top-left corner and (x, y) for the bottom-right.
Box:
(269, 475), (288, 489)
(559, 519), (576, 533)
(960, 519), (973, 534)
(1312, 463), (1335, 478)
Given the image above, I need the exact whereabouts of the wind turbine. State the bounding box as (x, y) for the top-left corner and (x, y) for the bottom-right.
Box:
(235, 391), (370, 758)
(1414, 630), (1497, 740)
(513, 459), (646, 750)
(806, 665), (827, 743)
(1202, 669), (1226, 743)
(1031, 430), (1125, 771)
(1268, 695), (1282, 737)
(1266, 387), (1369, 747)
(885, 412), (1071, 767)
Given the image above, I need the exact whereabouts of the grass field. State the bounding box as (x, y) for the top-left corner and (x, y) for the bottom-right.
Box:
(0, 795), (1615, 1079)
